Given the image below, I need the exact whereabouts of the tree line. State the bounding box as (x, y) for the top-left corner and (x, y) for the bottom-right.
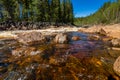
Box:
(0, 0), (74, 24)
(75, 0), (120, 26)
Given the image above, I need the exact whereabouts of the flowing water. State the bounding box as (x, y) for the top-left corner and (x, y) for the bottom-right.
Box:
(0, 32), (119, 80)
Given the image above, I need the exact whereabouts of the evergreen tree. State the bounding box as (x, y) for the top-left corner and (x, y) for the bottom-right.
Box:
(70, 1), (74, 24)
(51, 0), (61, 23)
(29, 0), (38, 21)
(2, 0), (19, 20)
(37, 0), (49, 22)
(63, 0), (67, 23)
(0, 0), (74, 24)
(0, 1), (4, 21)
(75, 1), (120, 25)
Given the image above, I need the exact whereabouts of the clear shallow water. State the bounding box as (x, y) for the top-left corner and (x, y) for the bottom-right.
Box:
(0, 32), (119, 80)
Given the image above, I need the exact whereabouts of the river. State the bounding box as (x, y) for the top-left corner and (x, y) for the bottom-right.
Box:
(0, 32), (119, 80)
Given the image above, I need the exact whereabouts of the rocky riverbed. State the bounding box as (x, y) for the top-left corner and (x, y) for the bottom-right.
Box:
(0, 25), (120, 80)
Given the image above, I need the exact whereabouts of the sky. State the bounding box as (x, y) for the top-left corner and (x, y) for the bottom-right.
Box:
(71, 0), (110, 17)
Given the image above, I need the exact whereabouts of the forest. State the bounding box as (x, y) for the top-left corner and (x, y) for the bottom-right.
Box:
(75, 0), (120, 26)
(0, 0), (74, 24)
(1, 0), (120, 26)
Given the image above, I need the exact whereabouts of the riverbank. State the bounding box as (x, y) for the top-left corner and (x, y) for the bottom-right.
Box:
(1, 24), (120, 39)
(79, 24), (120, 39)
(0, 26), (78, 39)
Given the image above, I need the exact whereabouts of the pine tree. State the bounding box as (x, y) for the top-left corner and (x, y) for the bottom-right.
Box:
(37, 0), (48, 22)
(29, 0), (38, 21)
(51, 0), (61, 23)
(2, 0), (19, 20)
(70, 1), (74, 24)
(63, 0), (66, 23)
(74, 0), (120, 25)
(0, 0), (74, 24)
(0, 1), (3, 21)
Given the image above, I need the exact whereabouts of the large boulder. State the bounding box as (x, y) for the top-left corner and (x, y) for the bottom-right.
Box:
(113, 56), (120, 76)
(16, 32), (46, 45)
(54, 33), (69, 44)
(111, 39), (120, 47)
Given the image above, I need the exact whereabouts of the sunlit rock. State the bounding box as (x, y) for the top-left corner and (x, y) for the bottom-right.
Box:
(113, 56), (120, 76)
(111, 38), (120, 47)
(16, 32), (47, 45)
(98, 28), (107, 36)
(54, 33), (69, 44)
(102, 37), (113, 42)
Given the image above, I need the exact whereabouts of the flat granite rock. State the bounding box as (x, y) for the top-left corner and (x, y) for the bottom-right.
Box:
(16, 32), (47, 45)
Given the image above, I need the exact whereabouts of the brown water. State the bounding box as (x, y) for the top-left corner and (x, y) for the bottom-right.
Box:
(0, 32), (119, 80)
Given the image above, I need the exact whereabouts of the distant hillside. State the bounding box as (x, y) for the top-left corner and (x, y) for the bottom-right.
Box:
(75, 0), (120, 26)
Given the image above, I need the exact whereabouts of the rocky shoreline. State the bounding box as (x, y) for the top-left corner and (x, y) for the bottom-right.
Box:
(79, 24), (120, 77)
(0, 21), (73, 31)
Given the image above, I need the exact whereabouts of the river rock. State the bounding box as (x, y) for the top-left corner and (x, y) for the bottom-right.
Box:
(98, 28), (107, 36)
(102, 37), (112, 42)
(16, 32), (46, 45)
(107, 48), (120, 58)
(72, 36), (81, 41)
(113, 56), (120, 76)
(54, 33), (68, 44)
(111, 39), (120, 47)
(12, 45), (54, 58)
(12, 47), (39, 56)
(88, 35), (101, 41)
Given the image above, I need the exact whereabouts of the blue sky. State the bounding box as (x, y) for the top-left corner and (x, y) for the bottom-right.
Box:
(72, 0), (109, 17)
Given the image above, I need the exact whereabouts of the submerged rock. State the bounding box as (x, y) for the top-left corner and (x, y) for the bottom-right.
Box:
(16, 32), (47, 45)
(107, 48), (120, 58)
(12, 47), (38, 56)
(88, 35), (101, 41)
(54, 33), (69, 44)
(72, 36), (81, 41)
(113, 56), (120, 76)
(4, 71), (20, 80)
(12, 44), (54, 58)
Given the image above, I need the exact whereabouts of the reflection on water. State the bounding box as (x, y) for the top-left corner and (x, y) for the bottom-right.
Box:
(0, 32), (119, 80)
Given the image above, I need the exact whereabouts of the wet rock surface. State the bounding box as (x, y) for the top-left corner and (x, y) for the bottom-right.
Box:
(0, 32), (119, 80)
(72, 36), (81, 41)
